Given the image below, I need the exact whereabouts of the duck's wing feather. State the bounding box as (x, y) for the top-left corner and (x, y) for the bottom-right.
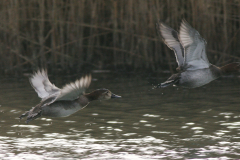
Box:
(56, 75), (92, 101)
(23, 73), (91, 123)
(30, 69), (61, 99)
(179, 20), (210, 68)
(157, 21), (184, 68)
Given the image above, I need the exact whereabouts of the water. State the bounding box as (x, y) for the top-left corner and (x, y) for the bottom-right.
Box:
(1, 72), (240, 159)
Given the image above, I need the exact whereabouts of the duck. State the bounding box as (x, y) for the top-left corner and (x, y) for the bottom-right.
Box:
(156, 20), (240, 88)
(19, 69), (121, 123)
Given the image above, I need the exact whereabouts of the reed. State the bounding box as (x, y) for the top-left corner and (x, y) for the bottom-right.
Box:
(0, 0), (239, 74)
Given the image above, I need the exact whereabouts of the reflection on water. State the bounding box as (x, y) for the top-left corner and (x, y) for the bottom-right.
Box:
(0, 73), (240, 159)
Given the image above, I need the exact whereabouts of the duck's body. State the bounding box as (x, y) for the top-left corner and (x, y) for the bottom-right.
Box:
(157, 20), (240, 88)
(180, 67), (219, 88)
(40, 97), (88, 117)
(20, 70), (121, 123)
(163, 64), (221, 88)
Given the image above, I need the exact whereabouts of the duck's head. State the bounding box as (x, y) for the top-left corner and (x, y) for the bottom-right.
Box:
(220, 62), (240, 74)
(85, 88), (121, 101)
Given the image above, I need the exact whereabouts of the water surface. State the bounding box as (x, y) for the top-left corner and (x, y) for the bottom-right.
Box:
(0, 73), (240, 159)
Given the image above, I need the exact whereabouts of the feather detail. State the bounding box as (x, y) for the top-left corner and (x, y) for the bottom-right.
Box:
(157, 21), (184, 68)
(56, 75), (92, 101)
(30, 69), (60, 99)
(179, 20), (210, 69)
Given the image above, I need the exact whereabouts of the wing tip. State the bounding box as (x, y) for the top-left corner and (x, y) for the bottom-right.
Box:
(62, 74), (92, 91)
(30, 68), (48, 79)
(180, 19), (193, 31)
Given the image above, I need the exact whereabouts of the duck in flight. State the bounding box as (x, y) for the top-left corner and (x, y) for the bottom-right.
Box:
(19, 69), (121, 123)
(156, 20), (240, 88)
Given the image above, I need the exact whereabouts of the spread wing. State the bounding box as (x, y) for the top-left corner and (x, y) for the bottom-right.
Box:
(179, 20), (210, 66)
(157, 21), (184, 68)
(55, 75), (92, 101)
(30, 69), (61, 99)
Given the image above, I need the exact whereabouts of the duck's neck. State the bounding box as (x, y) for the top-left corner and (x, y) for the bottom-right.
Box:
(220, 62), (240, 74)
(84, 92), (98, 102)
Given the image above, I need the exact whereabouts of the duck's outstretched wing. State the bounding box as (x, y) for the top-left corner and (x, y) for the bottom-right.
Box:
(30, 69), (61, 99)
(56, 75), (92, 101)
(157, 21), (184, 68)
(21, 73), (91, 123)
(179, 20), (210, 68)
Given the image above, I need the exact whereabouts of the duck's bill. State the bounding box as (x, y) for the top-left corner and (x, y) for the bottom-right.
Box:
(111, 93), (121, 98)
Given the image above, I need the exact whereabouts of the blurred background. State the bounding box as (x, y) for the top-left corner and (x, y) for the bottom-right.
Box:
(0, 0), (240, 75)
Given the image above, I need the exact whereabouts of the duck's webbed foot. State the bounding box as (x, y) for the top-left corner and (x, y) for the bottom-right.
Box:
(25, 111), (42, 124)
(157, 80), (176, 88)
(19, 111), (29, 120)
(19, 108), (42, 123)
(156, 73), (181, 88)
